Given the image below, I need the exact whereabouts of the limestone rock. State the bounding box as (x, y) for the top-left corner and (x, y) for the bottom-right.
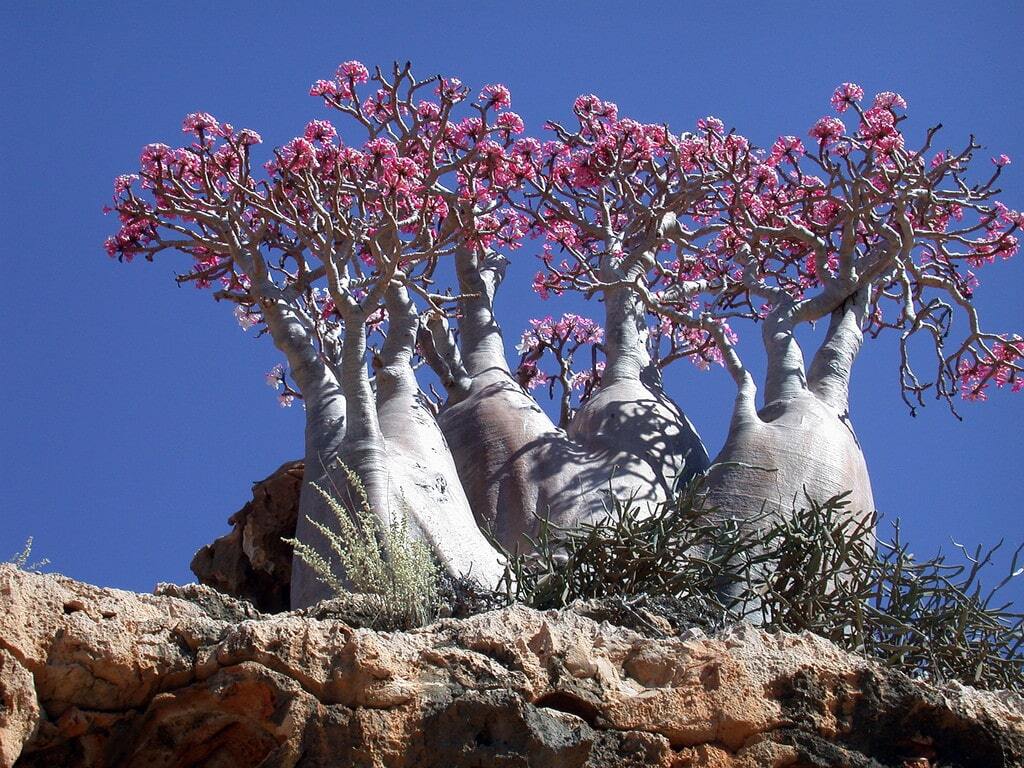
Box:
(2, 565), (1022, 767)
(0, 649), (37, 768)
(190, 460), (303, 612)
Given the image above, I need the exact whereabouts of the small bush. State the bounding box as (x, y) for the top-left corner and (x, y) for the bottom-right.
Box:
(5, 537), (50, 572)
(285, 461), (440, 629)
(493, 474), (1024, 691)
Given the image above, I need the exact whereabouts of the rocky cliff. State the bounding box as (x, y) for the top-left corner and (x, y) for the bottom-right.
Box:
(190, 461), (302, 613)
(1, 565), (1021, 767)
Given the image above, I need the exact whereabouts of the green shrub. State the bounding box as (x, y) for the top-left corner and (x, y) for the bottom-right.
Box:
(493, 474), (1024, 691)
(285, 461), (440, 629)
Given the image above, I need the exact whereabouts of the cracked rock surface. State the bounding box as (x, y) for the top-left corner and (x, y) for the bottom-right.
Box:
(1, 565), (1022, 767)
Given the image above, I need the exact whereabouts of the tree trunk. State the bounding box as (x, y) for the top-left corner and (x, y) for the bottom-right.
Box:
(291, 286), (508, 609)
(706, 296), (874, 542)
(569, 284), (709, 501)
(433, 249), (610, 550)
(261, 301), (348, 609)
(374, 286), (505, 589)
(705, 392), (873, 526)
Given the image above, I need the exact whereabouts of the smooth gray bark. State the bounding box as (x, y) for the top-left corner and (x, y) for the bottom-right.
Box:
(706, 295), (874, 535)
(374, 286), (505, 589)
(290, 283), (507, 609)
(433, 249), (608, 549)
(262, 301), (348, 608)
(432, 248), (709, 552)
(569, 283), (709, 500)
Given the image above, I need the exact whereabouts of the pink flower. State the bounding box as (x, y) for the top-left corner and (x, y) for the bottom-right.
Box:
(574, 94), (618, 121)
(872, 91), (907, 110)
(278, 393), (295, 408)
(280, 137), (316, 171)
(113, 174), (138, 195)
(310, 79), (339, 98)
(453, 117), (485, 146)
(830, 83), (864, 113)
(993, 154), (1012, 167)
(420, 194), (449, 221)
(265, 363), (285, 388)
(237, 129), (262, 146)
(212, 144), (241, 177)
(956, 340), (1023, 400)
(496, 111), (525, 136)
(361, 89), (398, 122)
(511, 137), (542, 162)
(140, 143), (173, 167)
(748, 163), (779, 189)
(697, 116), (725, 134)
(182, 112), (220, 135)
(517, 360), (550, 391)
(479, 83), (511, 109)
(416, 100), (441, 121)
(565, 314), (603, 344)
(532, 271), (551, 299)
(436, 77), (466, 103)
(968, 231), (1019, 266)
(379, 156), (422, 192)
(364, 138), (398, 162)
(768, 136), (805, 165)
(337, 60), (370, 84)
(336, 146), (366, 178)
(809, 117), (846, 145)
(859, 106), (902, 153)
(234, 305), (261, 331)
(304, 120), (337, 144)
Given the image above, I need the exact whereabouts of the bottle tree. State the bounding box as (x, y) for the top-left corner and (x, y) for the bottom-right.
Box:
(525, 83), (1022, 547)
(107, 63), (1022, 608)
(106, 62), (524, 605)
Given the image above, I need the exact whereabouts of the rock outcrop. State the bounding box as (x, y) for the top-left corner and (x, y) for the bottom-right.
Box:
(190, 461), (303, 613)
(1, 565), (1022, 767)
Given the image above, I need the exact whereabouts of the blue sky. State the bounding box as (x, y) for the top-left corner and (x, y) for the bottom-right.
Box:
(2, 2), (1021, 602)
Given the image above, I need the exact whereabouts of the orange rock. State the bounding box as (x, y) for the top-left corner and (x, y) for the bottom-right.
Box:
(1, 565), (1022, 767)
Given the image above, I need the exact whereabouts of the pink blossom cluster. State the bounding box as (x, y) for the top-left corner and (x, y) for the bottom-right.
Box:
(968, 202), (1022, 267)
(105, 69), (1023, 412)
(516, 313), (604, 395)
(106, 64), (546, 273)
(830, 83), (864, 113)
(958, 338), (1024, 400)
(651, 315), (738, 370)
(309, 60), (370, 101)
(809, 116), (845, 146)
(233, 305), (261, 331)
(182, 112), (221, 136)
(517, 314), (604, 351)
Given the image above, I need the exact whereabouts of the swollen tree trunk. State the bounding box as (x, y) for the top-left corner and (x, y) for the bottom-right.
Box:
(569, 283), (709, 501)
(431, 249), (609, 550)
(291, 286), (506, 609)
(373, 286), (505, 589)
(706, 295), (874, 535)
(261, 301), (348, 609)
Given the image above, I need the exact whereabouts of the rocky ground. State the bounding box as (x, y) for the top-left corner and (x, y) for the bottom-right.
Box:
(2, 564), (1022, 767)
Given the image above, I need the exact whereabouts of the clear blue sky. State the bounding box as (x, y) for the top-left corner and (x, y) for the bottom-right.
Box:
(2, 2), (1021, 602)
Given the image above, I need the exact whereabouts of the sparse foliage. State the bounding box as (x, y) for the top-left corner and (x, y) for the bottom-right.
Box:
(494, 477), (1024, 690)
(284, 461), (440, 629)
(5, 537), (50, 573)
